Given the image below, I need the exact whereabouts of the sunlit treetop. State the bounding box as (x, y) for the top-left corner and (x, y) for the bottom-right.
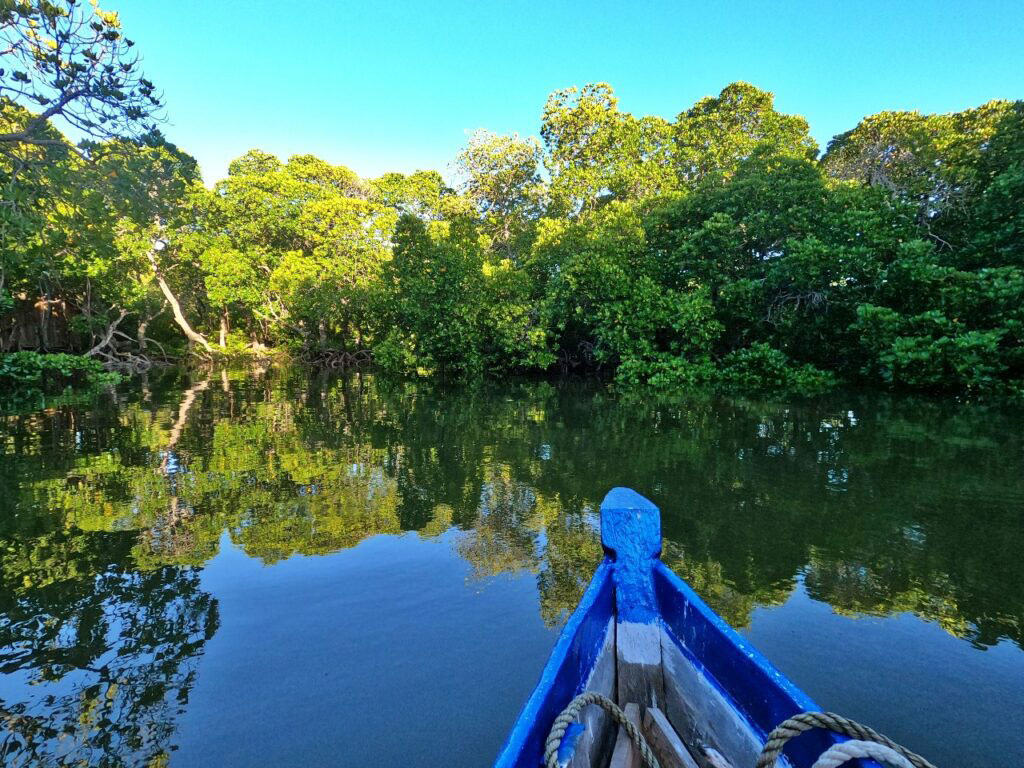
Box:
(0, 0), (163, 156)
(675, 82), (819, 186)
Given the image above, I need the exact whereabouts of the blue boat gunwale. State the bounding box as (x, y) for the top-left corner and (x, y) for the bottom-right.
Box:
(654, 560), (816, 718)
(493, 558), (616, 768)
(652, 562), (870, 767)
(494, 487), (876, 768)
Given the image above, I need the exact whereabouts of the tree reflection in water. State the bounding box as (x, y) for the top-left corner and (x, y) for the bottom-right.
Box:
(0, 530), (217, 767)
(1, 368), (1022, 764)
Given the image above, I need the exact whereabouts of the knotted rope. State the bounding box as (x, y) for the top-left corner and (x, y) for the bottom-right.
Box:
(756, 711), (937, 768)
(543, 692), (660, 768)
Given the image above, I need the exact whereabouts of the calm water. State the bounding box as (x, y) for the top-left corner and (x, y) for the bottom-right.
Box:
(1, 369), (1022, 768)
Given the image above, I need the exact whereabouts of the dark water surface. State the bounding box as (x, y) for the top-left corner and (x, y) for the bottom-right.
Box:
(1, 369), (1022, 767)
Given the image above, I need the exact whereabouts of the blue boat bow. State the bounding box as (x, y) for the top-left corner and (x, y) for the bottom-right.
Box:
(494, 487), (875, 768)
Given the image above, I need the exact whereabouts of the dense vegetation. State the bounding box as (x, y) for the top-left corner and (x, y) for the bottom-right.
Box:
(2, 2), (1023, 397)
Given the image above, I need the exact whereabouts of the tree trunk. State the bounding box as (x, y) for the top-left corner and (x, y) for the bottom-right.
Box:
(85, 310), (128, 357)
(147, 249), (212, 353)
(38, 293), (49, 351)
(137, 317), (148, 352)
(219, 307), (229, 348)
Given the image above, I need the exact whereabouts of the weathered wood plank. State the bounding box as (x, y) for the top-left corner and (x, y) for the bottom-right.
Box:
(609, 703), (642, 768)
(570, 616), (617, 768)
(617, 620), (664, 710)
(494, 560), (617, 768)
(700, 746), (736, 768)
(643, 707), (700, 768)
(659, 628), (763, 768)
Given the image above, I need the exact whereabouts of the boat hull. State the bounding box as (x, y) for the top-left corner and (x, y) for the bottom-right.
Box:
(494, 488), (874, 768)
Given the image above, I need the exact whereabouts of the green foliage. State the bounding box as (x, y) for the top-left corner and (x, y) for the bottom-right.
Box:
(534, 201), (649, 348)
(822, 100), (1024, 254)
(541, 83), (676, 216)
(674, 82), (818, 185)
(596, 277), (721, 383)
(1, 65), (1021, 398)
(479, 258), (554, 371)
(715, 343), (837, 395)
(372, 329), (418, 376)
(966, 162), (1024, 268)
(374, 214), (554, 376)
(201, 246), (262, 313)
(847, 236), (1024, 396)
(375, 215), (487, 376)
(0, 1), (162, 150)
(455, 130), (544, 257)
(0, 351), (120, 395)
(370, 169), (451, 219)
(854, 305), (1016, 395)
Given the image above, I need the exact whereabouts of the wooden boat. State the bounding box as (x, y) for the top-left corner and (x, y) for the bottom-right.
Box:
(494, 488), (874, 768)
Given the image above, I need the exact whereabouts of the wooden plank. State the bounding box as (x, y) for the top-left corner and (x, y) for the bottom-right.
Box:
(602, 489), (665, 712)
(659, 628), (762, 768)
(700, 746), (736, 768)
(652, 560), (838, 768)
(617, 621), (665, 710)
(570, 617), (617, 768)
(609, 703), (642, 768)
(643, 707), (700, 768)
(493, 561), (616, 768)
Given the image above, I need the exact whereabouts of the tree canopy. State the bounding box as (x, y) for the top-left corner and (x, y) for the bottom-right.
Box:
(1, 8), (1022, 399)
(0, 1), (161, 152)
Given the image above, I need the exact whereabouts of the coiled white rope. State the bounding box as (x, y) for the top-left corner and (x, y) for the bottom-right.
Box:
(811, 739), (917, 768)
(757, 711), (937, 768)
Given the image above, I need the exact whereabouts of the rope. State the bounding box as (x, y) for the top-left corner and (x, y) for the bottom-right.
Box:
(757, 711), (937, 768)
(811, 740), (916, 768)
(545, 697), (937, 768)
(544, 692), (660, 768)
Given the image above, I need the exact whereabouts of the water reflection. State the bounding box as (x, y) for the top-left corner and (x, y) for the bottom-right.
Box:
(0, 531), (217, 767)
(1, 369), (1022, 765)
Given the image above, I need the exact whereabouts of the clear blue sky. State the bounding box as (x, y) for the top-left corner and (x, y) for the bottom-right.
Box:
(105, 0), (1023, 185)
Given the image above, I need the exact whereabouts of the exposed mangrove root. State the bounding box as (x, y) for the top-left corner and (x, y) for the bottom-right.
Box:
(558, 341), (599, 374)
(87, 333), (179, 373)
(307, 348), (373, 370)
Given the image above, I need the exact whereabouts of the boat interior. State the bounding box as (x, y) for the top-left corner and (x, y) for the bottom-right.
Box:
(567, 615), (768, 768)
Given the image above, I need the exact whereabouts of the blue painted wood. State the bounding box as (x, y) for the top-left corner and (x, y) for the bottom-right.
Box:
(493, 559), (615, 768)
(654, 563), (875, 768)
(495, 488), (877, 768)
(599, 487), (661, 624)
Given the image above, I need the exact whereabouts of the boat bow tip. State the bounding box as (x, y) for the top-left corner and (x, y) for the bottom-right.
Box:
(599, 488), (662, 562)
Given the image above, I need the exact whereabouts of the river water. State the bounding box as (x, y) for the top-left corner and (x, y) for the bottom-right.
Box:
(1, 368), (1021, 767)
